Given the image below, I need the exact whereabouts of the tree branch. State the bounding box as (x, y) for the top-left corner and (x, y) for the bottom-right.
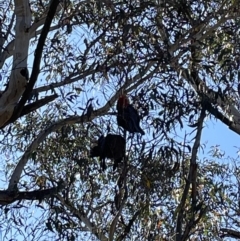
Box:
(0, 180), (64, 205)
(19, 94), (58, 117)
(116, 210), (141, 241)
(220, 228), (240, 239)
(3, 94), (58, 127)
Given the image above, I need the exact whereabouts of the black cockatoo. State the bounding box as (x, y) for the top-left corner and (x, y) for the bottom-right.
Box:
(90, 134), (125, 171)
(117, 94), (145, 135)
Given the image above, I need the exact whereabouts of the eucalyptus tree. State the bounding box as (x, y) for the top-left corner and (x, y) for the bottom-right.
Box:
(0, 0), (240, 240)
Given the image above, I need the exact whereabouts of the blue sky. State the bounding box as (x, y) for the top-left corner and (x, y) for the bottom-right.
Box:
(202, 118), (240, 159)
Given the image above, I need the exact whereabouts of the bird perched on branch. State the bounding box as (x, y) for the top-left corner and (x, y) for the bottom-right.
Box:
(117, 94), (145, 135)
(90, 134), (126, 171)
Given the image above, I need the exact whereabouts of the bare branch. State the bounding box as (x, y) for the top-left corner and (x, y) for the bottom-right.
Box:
(220, 228), (240, 239)
(0, 180), (64, 205)
(3, 94), (58, 127)
(19, 94), (58, 117)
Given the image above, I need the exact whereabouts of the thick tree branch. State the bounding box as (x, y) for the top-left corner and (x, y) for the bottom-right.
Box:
(0, 40), (15, 69)
(2, 94), (58, 127)
(0, 181), (64, 205)
(182, 205), (207, 241)
(176, 34), (207, 240)
(109, 194), (127, 241)
(0, 12), (15, 63)
(19, 94), (58, 117)
(220, 228), (240, 239)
